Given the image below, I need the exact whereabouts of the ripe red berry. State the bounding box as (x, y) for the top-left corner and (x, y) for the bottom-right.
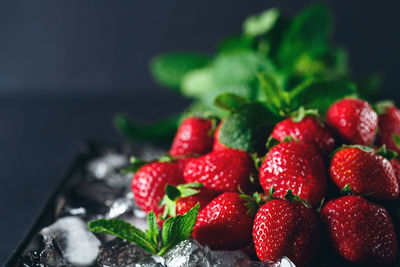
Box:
(259, 142), (327, 206)
(183, 149), (256, 193)
(212, 122), (228, 151)
(320, 196), (398, 264)
(377, 105), (400, 153)
(271, 116), (336, 154)
(326, 98), (378, 145)
(193, 192), (254, 250)
(169, 116), (214, 157)
(131, 160), (185, 215)
(391, 158), (400, 183)
(252, 199), (320, 267)
(176, 189), (217, 215)
(330, 147), (399, 201)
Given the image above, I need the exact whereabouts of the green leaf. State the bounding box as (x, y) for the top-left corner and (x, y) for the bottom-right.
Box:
(266, 136), (280, 150)
(88, 218), (156, 254)
(158, 203), (200, 256)
(277, 3), (332, 68)
(257, 72), (289, 115)
(121, 157), (148, 173)
(113, 113), (180, 144)
(243, 8), (280, 37)
(150, 52), (210, 90)
(214, 92), (249, 111)
(165, 185), (181, 201)
(217, 35), (254, 54)
(289, 79), (357, 115)
(284, 189), (312, 208)
(146, 211), (160, 249)
(219, 102), (279, 152)
(356, 73), (384, 102)
(289, 106), (319, 122)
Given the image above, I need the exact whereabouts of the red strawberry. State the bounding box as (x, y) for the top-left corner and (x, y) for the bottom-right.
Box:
(377, 105), (400, 153)
(183, 149), (256, 193)
(271, 116), (336, 155)
(213, 122), (228, 151)
(131, 160), (185, 215)
(330, 146), (399, 201)
(193, 192), (254, 250)
(259, 142), (327, 206)
(391, 158), (400, 183)
(159, 182), (217, 219)
(326, 98), (378, 145)
(320, 196), (398, 264)
(252, 198), (320, 267)
(169, 116), (214, 157)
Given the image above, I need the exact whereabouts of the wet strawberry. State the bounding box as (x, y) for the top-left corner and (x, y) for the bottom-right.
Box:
(169, 116), (214, 157)
(271, 116), (336, 154)
(212, 122), (228, 151)
(326, 98), (378, 145)
(253, 199), (320, 267)
(330, 146), (399, 201)
(131, 160), (185, 215)
(183, 149), (256, 193)
(320, 196), (398, 264)
(193, 192), (254, 250)
(377, 105), (400, 153)
(259, 142), (327, 206)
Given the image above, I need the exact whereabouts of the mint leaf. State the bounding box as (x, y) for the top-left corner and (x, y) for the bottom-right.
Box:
(150, 52), (210, 90)
(277, 3), (332, 69)
(289, 79), (357, 114)
(219, 102), (279, 152)
(217, 35), (254, 54)
(158, 203), (200, 255)
(257, 72), (289, 115)
(214, 92), (249, 111)
(113, 113), (180, 144)
(243, 8), (280, 37)
(88, 218), (156, 254)
(146, 211), (159, 249)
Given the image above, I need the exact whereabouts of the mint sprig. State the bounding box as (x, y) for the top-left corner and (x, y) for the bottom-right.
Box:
(88, 203), (200, 256)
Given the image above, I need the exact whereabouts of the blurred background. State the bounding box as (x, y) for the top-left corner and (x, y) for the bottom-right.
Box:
(1, 0), (399, 263)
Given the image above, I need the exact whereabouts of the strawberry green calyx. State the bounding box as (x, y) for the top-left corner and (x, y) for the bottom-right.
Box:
(266, 135), (297, 151)
(376, 145), (398, 161)
(239, 187), (276, 217)
(393, 134), (400, 148)
(289, 106), (319, 123)
(329, 144), (375, 158)
(341, 184), (353, 195)
(374, 100), (394, 115)
(88, 203), (199, 256)
(159, 183), (203, 220)
(284, 189), (312, 208)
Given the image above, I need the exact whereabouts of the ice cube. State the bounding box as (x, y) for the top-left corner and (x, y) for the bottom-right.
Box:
(87, 153), (128, 179)
(268, 257), (296, 267)
(132, 255), (166, 267)
(40, 216), (101, 266)
(105, 192), (135, 219)
(96, 238), (150, 266)
(163, 239), (249, 267)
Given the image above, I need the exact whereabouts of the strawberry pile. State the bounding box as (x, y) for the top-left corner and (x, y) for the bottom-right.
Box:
(128, 98), (400, 266)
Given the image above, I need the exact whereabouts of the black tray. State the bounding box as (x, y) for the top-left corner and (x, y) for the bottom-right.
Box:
(4, 142), (133, 267)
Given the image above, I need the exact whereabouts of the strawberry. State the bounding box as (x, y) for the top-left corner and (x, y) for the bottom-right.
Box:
(192, 192), (254, 250)
(212, 122), (228, 151)
(183, 148), (256, 193)
(252, 195), (320, 267)
(320, 195), (398, 264)
(326, 98), (378, 145)
(259, 142), (327, 206)
(131, 160), (186, 215)
(271, 116), (336, 155)
(377, 105), (400, 153)
(169, 116), (214, 157)
(329, 146), (399, 201)
(159, 182), (217, 218)
(391, 158), (400, 183)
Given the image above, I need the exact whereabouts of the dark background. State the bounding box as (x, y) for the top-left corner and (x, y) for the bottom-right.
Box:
(1, 0), (399, 263)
